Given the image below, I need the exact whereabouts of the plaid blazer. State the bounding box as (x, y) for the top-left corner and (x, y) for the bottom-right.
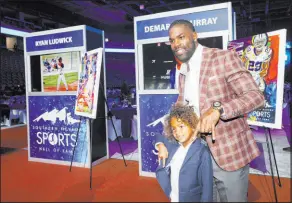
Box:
(177, 46), (265, 171)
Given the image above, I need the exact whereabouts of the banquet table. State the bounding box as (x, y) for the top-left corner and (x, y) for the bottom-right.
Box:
(111, 106), (137, 138)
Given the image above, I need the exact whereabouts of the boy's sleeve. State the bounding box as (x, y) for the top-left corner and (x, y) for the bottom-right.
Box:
(200, 149), (213, 202)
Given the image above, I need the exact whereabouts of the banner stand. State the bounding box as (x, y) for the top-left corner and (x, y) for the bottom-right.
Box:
(25, 25), (108, 169)
(263, 127), (282, 203)
(99, 79), (128, 167)
(89, 118), (93, 189)
(70, 79), (128, 189)
(69, 116), (83, 172)
(69, 118), (99, 190)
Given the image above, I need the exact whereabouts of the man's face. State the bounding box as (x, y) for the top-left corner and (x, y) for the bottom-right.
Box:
(170, 117), (193, 146)
(169, 24), (197, 63)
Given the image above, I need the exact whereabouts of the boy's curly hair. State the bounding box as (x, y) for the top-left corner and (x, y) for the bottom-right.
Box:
(163, 103), (199, 142)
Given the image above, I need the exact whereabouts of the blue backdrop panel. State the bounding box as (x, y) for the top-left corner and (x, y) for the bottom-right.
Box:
(139, 94), (178, 172)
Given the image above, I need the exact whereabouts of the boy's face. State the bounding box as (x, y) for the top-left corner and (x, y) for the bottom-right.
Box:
(170, 117), (194, 146)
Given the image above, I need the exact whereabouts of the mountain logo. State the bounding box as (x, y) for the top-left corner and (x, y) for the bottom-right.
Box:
(33, 107), (80, 125)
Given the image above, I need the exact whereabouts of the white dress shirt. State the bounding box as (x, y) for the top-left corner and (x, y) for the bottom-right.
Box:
(175, 44), (203, 117)
(169, 141), (194, 202)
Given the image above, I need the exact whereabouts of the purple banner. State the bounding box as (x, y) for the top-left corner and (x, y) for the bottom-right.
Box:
(26, 30), (83, 52)
(28, 95), (88, 163)
(139, 94), (178, 172)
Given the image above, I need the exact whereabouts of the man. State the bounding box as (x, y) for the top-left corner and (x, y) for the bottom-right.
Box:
(82, 53), (89, 79)
(155, 19), (265, 202)
(43, 58), (51, 72)
(121, 80), (130, 101)
(50, 58), (57, 71)
(56, 57), (68, 91)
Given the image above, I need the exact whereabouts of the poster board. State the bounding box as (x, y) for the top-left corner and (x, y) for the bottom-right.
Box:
(227, 29), (287, 129)
(74, 48), (103, 119)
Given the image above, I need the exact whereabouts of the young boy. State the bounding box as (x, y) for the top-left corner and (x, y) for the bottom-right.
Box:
(156, 104), (213, 202)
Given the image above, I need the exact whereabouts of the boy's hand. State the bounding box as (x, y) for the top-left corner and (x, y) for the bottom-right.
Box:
(157, 143), (168, 167)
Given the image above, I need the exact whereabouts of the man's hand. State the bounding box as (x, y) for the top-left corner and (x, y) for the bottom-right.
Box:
(195, 108), (220, 142)
(157, 143), (168, 167)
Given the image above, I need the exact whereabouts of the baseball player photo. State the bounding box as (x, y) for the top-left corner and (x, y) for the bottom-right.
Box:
(41, 52), (80, 92)
(56, 57), (68, 91)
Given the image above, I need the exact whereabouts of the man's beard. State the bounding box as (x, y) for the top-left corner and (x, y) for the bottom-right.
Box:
(173, 42), (196, 63)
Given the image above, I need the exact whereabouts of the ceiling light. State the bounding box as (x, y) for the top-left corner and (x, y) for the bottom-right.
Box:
(140, 5), (144, 10)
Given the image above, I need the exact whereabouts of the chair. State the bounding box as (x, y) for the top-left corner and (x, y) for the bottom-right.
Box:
(18, 109), (27, 124)
(130, 115), (138, 140)
(8, 109), (20, 126)
(0, 104), (10, 126)
(107, 116), (122, 141)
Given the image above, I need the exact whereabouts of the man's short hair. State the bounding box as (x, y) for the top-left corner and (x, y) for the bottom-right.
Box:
(169, 19), (195, 32)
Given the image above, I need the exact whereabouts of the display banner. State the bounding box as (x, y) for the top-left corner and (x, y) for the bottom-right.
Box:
(28, 95), (88, 163)
(74, 48), (103, 119)
(227, 29), (286, 129)
(139, 94), (178, 172)
(26, 30), (83, 52)
(136, 8), (228, 40)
